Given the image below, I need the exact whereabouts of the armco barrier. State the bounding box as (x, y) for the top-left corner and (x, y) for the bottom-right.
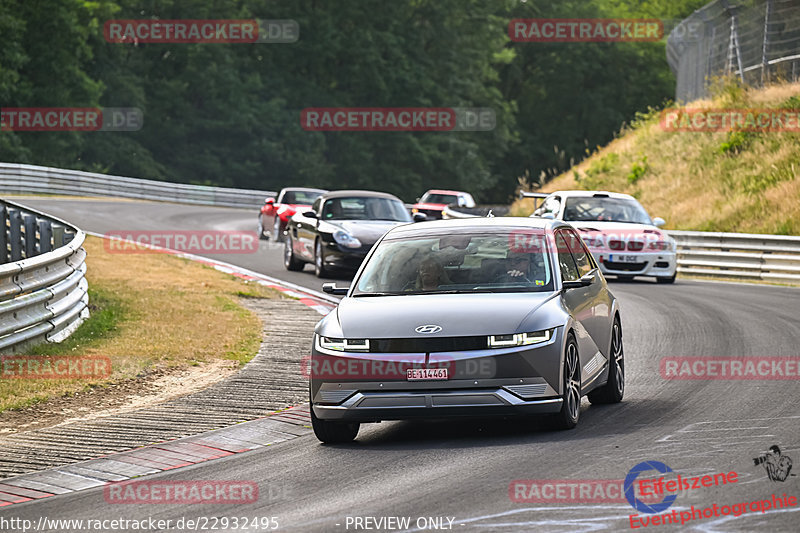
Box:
(671, 230), (800, 284)
(0, 198), (88, 352)
(444, 206), (800, 284)
(0, 162), (276, 209)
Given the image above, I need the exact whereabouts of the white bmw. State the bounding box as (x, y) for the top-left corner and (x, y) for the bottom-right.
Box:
(529, 191), (677, 283)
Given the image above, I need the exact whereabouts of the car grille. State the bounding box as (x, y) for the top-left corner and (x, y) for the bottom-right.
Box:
(369, 336), (488, 353)
(627, 241), (644, 251)
(604, 261), (648, 271)
(608, 240), (625, 250)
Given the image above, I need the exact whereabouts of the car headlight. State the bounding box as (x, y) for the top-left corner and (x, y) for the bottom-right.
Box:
(648, 239), (676, 251)
(333, 230), (362, 249)
(317, 336), (370, 352)
(488, 329), (554, 348)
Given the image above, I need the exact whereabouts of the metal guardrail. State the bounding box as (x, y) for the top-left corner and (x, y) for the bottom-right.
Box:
(0, 199), (88, 352)
(444, 206), (800, 284)
(671, 230), (800, 283)
(0, 162), (276, 209)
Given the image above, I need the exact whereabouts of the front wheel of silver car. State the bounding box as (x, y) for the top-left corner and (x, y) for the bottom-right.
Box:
(310, 406), (359, 444)
(554, 334), (581, 430)
(588, 317), (625, 405)
(656, 272), (676, 284)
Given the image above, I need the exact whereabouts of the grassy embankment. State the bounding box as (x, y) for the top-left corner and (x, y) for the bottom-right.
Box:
(510, 80), (800, 235)
(0, 235), (279, 412)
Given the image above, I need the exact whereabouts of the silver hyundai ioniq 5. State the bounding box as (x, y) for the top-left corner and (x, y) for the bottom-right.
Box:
(311, 217), (624, 443)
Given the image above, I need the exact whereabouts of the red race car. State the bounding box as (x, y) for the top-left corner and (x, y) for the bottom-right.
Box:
(258, 187), (327, 242)
(410, 189), (476, 220)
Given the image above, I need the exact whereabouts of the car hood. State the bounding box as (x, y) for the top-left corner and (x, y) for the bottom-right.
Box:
(568, 221), (668, 238)
(327, 220), (409, 245)
(333, 292), (559, 338)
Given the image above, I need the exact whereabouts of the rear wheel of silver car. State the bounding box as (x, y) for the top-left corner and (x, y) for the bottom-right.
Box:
(284, 235), (304, 271)
(257, 218), (267, 240)
(314, 239), (330, 278)
(272, 218), (283, 243)
(311, 405), (359, 444)
(554, 333), (581, 430)
(588, 317), (625, 405)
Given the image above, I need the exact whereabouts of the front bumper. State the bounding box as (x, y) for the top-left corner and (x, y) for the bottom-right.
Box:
(593, 251), (677, 278)
(313, 389), (562, 421)
(321, 242), (369, 271)
(310, 330), (565, 422)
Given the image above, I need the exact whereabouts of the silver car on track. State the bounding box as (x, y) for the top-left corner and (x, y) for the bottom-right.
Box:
(311, 217), (624, 443)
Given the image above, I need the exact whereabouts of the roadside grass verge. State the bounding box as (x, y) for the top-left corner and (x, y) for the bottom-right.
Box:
(510, 80), (800, 235)
(0, 235), (280, 412)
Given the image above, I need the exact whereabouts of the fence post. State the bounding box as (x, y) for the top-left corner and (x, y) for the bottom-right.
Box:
(23, 214), (36, 258)
(9, 209), (22, 261)
(52, 224), (65, 247)
(761, 0), (773, 86)
(38, 220), (53, 253)
(0, 203), (7, 264)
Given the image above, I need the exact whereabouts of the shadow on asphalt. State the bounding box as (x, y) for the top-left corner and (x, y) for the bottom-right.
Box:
(320, 398), (682, 450)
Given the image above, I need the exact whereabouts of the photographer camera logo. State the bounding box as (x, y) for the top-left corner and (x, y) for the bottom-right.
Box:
(753, 445), (794, 482)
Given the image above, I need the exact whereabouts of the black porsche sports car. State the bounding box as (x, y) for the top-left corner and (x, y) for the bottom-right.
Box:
(283, 190), (424, 277)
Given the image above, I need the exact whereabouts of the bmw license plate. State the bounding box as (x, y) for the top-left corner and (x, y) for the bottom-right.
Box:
(609, 254), (638, 263)
(407, 368), (448, 381)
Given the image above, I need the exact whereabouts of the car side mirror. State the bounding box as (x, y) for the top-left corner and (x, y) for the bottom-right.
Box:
(562, 274), (594, 290)
(322, 283), (349, 295)
(265, 198), (275, 205)
(302, 210), (317, 219)
(416, 197), (421, 202)
(413, 212), (427, 222)
(653, 217), (666, 228)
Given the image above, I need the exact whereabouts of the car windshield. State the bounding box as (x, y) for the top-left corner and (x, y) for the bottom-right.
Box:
(353, 231), (554, 295)
(321, 197), (411, 221)
(420, 193), (459, 204)
(282, 190), (323, 204)
(563, 197), (653, 224)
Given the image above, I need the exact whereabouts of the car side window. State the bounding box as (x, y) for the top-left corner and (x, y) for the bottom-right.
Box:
(564, 229), (595, 277)
(555, 231), (580, 282)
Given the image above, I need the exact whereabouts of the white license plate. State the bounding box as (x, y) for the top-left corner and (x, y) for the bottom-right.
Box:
(609, 254), (639, 263)
(407, 368), (448, 381)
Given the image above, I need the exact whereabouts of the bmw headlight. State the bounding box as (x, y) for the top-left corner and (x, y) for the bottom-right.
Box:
(333, 230), (362, 249)
(488, 329), (554, 348)
(317, 335), (370, 352)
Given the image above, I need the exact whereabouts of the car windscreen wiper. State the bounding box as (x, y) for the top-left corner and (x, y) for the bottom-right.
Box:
(352, 292), (404, 297)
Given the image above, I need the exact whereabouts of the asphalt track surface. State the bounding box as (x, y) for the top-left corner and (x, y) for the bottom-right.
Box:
(2, 197), (799, 532)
